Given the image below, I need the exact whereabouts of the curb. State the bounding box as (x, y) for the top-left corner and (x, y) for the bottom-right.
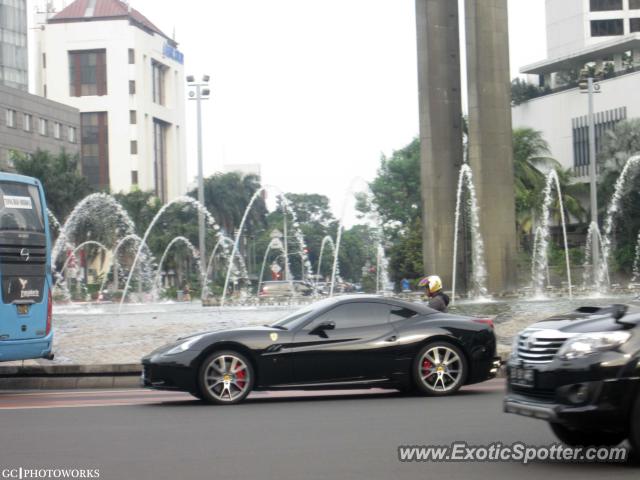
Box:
(0, 364), (142, 390)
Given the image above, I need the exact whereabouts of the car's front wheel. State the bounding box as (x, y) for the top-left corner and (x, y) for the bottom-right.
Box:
(549, 422), (626, 447)
(413, 342), (467, 396)
(198, 350), (254, 405)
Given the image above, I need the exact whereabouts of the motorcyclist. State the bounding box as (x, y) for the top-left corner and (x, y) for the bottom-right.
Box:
(418, 275), (450, 313)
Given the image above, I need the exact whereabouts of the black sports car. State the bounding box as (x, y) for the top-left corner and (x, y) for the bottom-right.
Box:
(504, 302), (640, 453)
(142, 295), (500, 404)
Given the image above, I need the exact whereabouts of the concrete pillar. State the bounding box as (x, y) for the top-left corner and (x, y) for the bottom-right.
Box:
(465, 0), (518, 294)
(415, 0), (464, 289)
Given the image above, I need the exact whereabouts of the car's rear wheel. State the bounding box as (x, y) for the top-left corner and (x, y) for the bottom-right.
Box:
(198, 350), (254, 405)
(549, 422), (626, 447)
(413, 342), (467, 396)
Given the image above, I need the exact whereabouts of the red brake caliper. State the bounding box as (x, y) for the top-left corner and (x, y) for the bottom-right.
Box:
(236, 368), (246, 388)
(422, 359), (432, 373)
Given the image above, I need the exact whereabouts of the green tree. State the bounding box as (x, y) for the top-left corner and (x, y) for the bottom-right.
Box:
(511, 78), (549, 106)
(598, 119), (640, 276)
(366, 138), (421, 235)
(191, 172), (266, 236)
(9, 149), (93, 220)
(359, 138), (423, 285)
(512, 128), (586, 238)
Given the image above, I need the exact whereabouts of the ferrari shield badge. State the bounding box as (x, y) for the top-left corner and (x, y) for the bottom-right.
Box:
(270, 333), (279, 342)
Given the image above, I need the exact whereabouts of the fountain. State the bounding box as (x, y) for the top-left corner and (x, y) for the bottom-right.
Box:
(375, 243), (389, 294)
(119, 196), (222, 311)
(221, 186), (312, 306)
(531, 169), (573, 299)
(201, 235), (248, 301)
(451, 164), (488, 303)
(55, 240), (111, 301)
(633, 230), (640, 283)
(316, 235), (336, 284)
(598, 154), (640, 288)
(582, 221), (609, 290)
(256, 238), (290, 296)
(153, 236), (203, 299)
(52, 193), (135, 265)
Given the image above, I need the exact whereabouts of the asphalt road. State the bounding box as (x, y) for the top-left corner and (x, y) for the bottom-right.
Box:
(0, 379), (637, 480)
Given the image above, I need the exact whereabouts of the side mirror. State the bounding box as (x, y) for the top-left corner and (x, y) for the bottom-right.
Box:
(309, 321), (336, 338)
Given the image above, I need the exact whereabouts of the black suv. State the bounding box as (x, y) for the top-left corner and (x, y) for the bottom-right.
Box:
(504, 302), (640, 452)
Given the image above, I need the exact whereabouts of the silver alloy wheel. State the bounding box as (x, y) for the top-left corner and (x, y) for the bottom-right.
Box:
(419, 345), (463, 393)
(204, 354), (250, 402)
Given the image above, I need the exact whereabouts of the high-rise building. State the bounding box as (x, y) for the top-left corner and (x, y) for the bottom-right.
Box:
(547, 0), (640, 58)
(35, 0), (187, 201)
(0, 0), (28, 91)
(513, 0), (640, 181)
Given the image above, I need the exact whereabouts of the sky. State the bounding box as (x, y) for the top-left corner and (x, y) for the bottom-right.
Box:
(28, 0), (548, 219)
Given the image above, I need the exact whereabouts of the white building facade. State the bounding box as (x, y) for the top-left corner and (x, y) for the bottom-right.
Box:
(35, 0), (187, 201)
(513, 0), (640, 179)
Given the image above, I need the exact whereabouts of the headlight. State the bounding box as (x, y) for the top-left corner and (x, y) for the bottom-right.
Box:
(164, 335), (204, 355)
(557, 331), (631, 360)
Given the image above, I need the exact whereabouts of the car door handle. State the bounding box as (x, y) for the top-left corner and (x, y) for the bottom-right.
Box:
(386, 335), (397, 342)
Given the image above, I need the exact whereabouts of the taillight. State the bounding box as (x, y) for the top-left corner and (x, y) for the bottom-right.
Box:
(473, 318), (494, 329)
(46, 288), (52, 335)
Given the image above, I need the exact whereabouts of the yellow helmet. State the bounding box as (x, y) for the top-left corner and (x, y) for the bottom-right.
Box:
(419, 275), (443, 295)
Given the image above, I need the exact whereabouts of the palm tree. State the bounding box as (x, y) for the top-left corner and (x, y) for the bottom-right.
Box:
(512, 128), (586, 238)
(513, 128), (552, 235)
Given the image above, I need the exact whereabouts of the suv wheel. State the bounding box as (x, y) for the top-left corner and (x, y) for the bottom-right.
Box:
(550, 422), (626, 447)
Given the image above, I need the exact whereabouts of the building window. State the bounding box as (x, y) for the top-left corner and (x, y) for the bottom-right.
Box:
(38, 118), (48, 136)
(129, 80), (136, 94)
(130, 140), (138, 155)
(69, 50), (107, 96)
(42, 53), (47, 69)
(153, 119), (169, 202)
(128, 48), (135, 64)
(590, 0), (622, 11)
(131, 170), (139, 186)
(81, 112), (109, 189)
(591, 19), (624, 36)
(573, 107), (626, 176)
(130, 110), (137, 124)
(53, 122), (61, 139)
(631, 0), (640, 9)
(68, 126), (77, 143)
(5, 109), (16, 128)
(152, 60), (167, 105)
(631, 18), (640, 32)
(23, 114), (31, 132)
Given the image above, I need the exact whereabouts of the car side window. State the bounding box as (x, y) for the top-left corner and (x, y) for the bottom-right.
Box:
(305, 303), (391, 330)
(390, 307), (418, 321)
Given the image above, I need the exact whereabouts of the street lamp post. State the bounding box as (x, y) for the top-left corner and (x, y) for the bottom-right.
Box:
(579, 74), (602, 275)
(187, 75), (210, 277)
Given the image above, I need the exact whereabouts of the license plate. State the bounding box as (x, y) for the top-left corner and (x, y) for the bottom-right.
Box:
(16, 304), (29, 315)
(510, 366), (536, 388)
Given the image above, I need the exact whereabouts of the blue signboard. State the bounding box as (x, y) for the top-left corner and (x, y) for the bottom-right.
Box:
(163, 43), (184, 65)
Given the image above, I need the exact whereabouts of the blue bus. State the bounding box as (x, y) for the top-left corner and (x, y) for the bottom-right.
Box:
(0, 173), (53, 362)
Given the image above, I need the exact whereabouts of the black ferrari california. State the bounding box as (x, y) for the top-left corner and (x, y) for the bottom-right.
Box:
(141, 295), (500, 404)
